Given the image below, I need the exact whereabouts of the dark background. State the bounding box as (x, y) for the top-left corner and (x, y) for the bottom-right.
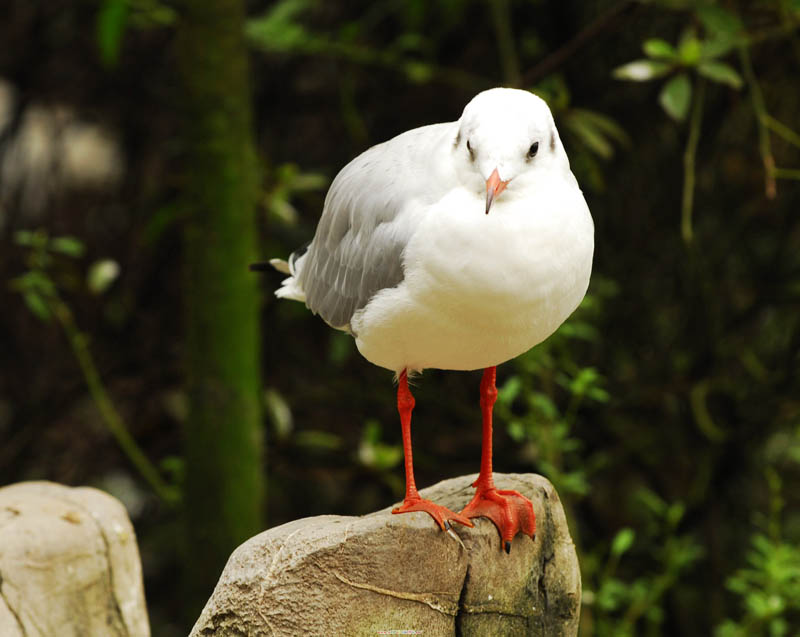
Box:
(1, 1), (799, 635)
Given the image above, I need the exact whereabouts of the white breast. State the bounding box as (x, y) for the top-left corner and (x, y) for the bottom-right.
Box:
(350, 181), (594, 373)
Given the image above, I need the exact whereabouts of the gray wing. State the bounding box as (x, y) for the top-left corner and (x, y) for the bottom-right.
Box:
(297, 123), (452, 331)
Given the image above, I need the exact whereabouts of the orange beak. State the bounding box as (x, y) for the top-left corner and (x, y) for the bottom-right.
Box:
(485, 168), (509, 214)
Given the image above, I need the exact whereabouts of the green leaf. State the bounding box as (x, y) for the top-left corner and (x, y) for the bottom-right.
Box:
(531, 75), (571, 111)
(87, 259), (120, 294)
(361, 419), (381, 445)
(698, 61), (743, 89)
(404, 61), (434, 84)
(497, 375), (522, 405)
(358, 420), (402, 470)
(371, 444), (403, 471)
(14, 230), (36, 246)
(659, 73), (692, 121)
(268, 197), (299, 225)
(295, 430), (342, 450)
(612, 59), (672, 82)
(565, 109), (631, 160)
(566, 115), (613, 159)
(643, 38), (677, 60)
(14, 271), (56, 295)
(559, 319), (601, 341)
(22, 290), (51, 322)
(701, 37), (737, 60)
(695, 5), (743, 39)
(159, 456), (185, 484)
(529, 392), (559, 420)
(507, 420), (526, 442)
(637, 488), (667, 515)
(571, 110), (630, 147)
(595, 577), (628, 612)
(264, 388), (294, 440)
(678, 35), (703, 66)
(556, 469), (590, 496)
(588, 386), (611, 402)
(50, 236), (85, 258)
(611, 527), (635, 557)
(666, 501), (686, 527)
(287, 171), (328, 192)
(128, 1), (176, 28)
(97, 0), (129, 68)
(14, 229), (47, 249)
(246, 0), (318, 54)
(770, 617), (788, 637)
(569, 367), (602, 396)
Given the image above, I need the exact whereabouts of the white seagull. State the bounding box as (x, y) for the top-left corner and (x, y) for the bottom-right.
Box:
(260, 87), (594, 553)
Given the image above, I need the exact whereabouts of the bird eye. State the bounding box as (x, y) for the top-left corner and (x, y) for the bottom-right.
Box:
(527, 142), (539, 159)
(466, 139), (475, 160)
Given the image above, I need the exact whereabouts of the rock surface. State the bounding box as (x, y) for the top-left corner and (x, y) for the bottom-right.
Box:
(191, 473), (580, 636)
(0, 481), (150, 637)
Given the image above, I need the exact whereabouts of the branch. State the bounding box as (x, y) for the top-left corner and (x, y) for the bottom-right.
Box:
(739, 44), (777, 199)
(520, 0), (637, 86)
(51, 296), (179, 505)
(682, 78), (705, 245)
(772, 167), (800, 180)
(744, 22), (800, 48)
(763, 114), (800, 149)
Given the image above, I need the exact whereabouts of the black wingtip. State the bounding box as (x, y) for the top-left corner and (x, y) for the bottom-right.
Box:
(444, 520), (452, 531)
(249, 262), (271, 272)
(504, 540), (511, 554)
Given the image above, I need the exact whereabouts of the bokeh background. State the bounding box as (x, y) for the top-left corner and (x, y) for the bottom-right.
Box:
(1, 1), (799, 635)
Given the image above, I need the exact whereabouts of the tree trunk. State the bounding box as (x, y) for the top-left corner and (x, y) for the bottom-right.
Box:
(175, 0), (264, 617)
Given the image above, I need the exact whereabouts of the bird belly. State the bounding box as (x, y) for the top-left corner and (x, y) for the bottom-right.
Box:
(351, 189), (594, 372)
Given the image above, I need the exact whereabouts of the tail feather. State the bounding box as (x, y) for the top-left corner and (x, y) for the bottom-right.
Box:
(251, 244), (309, 303)
(268, 258), (291, 274)
(275, 275), (306, 302)
(271, 251), (307, 303)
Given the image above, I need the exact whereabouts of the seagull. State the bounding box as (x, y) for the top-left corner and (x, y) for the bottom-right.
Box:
(260, 87), (594, 553)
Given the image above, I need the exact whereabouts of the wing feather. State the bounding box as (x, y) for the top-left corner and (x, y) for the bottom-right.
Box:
(297, 123), (454, 331)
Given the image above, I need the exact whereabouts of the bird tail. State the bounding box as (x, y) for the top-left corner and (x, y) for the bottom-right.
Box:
(266, 244), (309, 303)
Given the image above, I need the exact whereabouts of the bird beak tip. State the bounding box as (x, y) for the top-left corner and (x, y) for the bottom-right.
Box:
(485, 168), (508, 215)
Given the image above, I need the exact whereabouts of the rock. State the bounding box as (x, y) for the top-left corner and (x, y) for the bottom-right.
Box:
(191, 473), (580, 636)
(0, 481), (150, 637)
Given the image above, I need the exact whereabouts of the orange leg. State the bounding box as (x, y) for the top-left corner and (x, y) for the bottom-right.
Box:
(391, 370), (473, 531)
(460, 366), (536, 552)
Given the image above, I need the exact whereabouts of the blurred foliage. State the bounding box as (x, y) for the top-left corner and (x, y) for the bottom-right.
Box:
(715, 430), (800, 635)
(717, 533), (800, 636)
(1, 0), (799, 634)
(10, 230), (178, 504)
(96, 0), (177, 67)
(263, 162), (329, 225)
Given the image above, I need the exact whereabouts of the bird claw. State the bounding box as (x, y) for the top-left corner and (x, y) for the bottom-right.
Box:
(392, 496), (474, 531)
(460, 487), (536, 552)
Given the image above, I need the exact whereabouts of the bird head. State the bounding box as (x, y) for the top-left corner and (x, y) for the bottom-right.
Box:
(453, 88), (568, 214)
